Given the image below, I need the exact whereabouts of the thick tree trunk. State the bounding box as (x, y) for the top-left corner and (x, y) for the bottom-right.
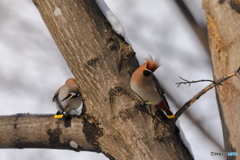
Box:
(0, 0), (193, 159)
(203, 0), (240, 158)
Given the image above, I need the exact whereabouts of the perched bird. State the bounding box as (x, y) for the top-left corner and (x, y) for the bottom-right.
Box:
(130, 57), (175, 118)
(52, 78), (82, 118)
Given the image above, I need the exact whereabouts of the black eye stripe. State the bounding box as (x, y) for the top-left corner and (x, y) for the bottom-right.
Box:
(143, 70), (152, 77)
(146, 64), (153, 71)
(146, 69), (152, 72)
(146, 64), (150, 70)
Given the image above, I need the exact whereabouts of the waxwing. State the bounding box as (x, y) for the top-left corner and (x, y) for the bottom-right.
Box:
(53, 78), (82, 118)
(130, 58), (175, 119)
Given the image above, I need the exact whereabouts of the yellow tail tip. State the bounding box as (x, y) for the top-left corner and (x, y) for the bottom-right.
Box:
(167, 115), (175, 119)
(54, 114), (64, 119)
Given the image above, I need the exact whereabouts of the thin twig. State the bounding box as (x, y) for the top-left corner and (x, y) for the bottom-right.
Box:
(176, 77), (219, 88)
(174, 66), (239, 122)
(162, 87), (224, 151)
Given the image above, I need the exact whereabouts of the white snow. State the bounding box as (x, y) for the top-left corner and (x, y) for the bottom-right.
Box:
(69, 141), (78, 149)
(176, 120), (194, 157)
(95, 0), (130, 44)
(54, 8), (62, 16)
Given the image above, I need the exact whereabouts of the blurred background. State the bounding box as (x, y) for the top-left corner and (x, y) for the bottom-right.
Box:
(0, 0), (224, 160)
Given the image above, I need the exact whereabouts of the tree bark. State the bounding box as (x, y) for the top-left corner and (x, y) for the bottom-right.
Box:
(203, 0), (240, 158)
(0, 0), (193, 159)
(0, 114), (94, 152)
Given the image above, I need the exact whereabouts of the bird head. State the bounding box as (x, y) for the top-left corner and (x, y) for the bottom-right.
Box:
(65, 78), (77, 84)
(142, 57), (160, 77)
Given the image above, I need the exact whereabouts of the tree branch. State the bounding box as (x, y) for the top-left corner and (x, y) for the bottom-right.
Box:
(0, 114), (95, 152)
(174, 66), (240, 122)
(176, 77), (218, 87)
(163, 88), (224, 151)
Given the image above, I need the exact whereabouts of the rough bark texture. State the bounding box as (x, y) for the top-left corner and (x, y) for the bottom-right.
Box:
(0, 0), (193, 159)
(203, 0), (240, 158)
(0, 114), (94, 152)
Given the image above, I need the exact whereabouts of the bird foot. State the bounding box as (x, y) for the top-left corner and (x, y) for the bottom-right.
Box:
(136, 101), (147, 107)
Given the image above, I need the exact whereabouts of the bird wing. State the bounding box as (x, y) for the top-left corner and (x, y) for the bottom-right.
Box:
(52, 88), (66, 112)
(152, 75), (170, 109)
(52, 89), (60, 102)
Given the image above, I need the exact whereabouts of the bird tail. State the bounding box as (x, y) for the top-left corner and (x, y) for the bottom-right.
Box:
(157, 101), (175, 119)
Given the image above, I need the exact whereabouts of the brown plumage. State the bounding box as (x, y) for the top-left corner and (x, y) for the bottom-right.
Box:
(130, 58), (175, 118)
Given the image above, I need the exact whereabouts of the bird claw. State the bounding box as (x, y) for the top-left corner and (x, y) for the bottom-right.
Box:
(136, 101), (147, 107)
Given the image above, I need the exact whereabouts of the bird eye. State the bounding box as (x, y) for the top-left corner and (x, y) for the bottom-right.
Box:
(143, 70), (152, 77)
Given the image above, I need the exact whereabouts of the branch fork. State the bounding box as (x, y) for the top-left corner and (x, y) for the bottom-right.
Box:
(174, 66), (240, 122)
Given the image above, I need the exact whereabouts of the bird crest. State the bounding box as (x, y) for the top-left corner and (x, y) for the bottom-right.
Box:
(65, 78), (77, 84)
(144, 56), (161, 72)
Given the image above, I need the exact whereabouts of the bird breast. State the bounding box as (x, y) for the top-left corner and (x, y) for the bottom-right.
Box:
(130, 81), (162, 105)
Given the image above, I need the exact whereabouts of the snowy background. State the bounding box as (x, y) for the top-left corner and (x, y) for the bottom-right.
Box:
(0, 0), (224, 160)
